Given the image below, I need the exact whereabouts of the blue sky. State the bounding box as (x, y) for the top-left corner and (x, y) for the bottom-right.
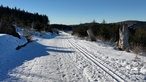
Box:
(0, 0), (146, 24)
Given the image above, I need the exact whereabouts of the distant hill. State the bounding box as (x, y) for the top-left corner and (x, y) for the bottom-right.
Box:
(114, 20), (146, 29)
(71, 20), (146, 30)
(115, 20), (146, 24)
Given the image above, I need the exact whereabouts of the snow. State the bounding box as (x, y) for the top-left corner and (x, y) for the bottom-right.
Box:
(0, 29), (146, 82)
(0, 34), (27, 53)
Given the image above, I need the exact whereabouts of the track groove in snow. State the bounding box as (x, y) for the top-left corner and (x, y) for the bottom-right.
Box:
(67, 37), (126, 82)
(76, 40), (132, 80)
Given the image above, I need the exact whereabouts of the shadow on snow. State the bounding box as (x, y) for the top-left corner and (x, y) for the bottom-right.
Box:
(0, 38), (74, 81)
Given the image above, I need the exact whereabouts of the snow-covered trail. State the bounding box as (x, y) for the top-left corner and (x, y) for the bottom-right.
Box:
(1, 32), (146, 82)
(2, 33), (87, 82)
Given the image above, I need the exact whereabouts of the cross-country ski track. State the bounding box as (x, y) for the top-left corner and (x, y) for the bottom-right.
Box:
(0, 31), (146, 82)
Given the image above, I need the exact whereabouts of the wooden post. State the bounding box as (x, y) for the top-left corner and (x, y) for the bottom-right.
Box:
(118, 24), (129, 51)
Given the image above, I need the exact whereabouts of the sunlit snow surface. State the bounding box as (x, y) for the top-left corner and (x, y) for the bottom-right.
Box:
(0, 30), (146, 82)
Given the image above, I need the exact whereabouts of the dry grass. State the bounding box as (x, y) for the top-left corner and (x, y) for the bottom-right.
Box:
(130, 43), (146, 56)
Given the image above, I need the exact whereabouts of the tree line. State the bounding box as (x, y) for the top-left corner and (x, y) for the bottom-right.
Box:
(72, 21), (146, 53)
(0, 5), (49, 31)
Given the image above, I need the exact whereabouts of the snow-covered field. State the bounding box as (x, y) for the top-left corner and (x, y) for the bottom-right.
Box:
(0, 30), (146, 82)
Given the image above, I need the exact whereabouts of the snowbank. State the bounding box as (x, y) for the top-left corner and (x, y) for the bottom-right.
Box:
(0, 34), (27, 51)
